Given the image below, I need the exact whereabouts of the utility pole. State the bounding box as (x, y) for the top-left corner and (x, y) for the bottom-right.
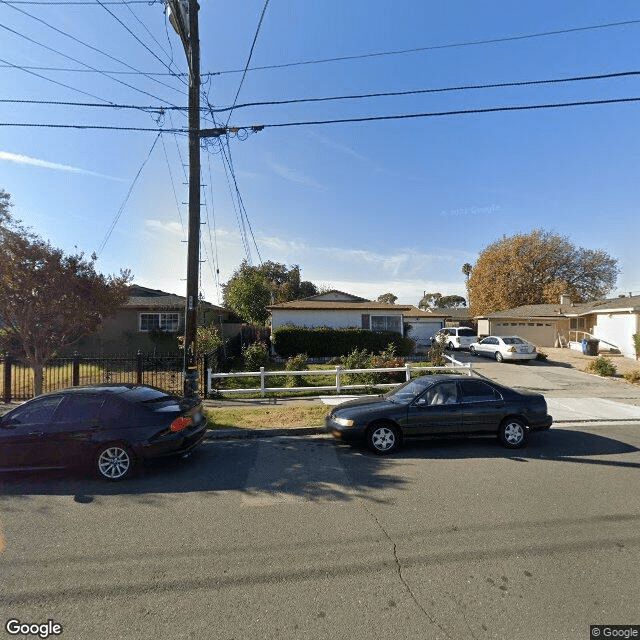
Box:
(165, 0), (200, 397)
(183, 0), (201, 397)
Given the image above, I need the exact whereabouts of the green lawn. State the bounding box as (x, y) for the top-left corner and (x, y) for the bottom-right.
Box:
(205, 405), (329, 430)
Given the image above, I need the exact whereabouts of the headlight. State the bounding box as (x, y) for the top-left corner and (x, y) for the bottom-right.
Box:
(333, 416), (354, 427)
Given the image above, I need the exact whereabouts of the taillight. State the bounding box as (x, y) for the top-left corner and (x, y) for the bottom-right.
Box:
(170, 416), (192, 432)
(507, 346), (517, 353)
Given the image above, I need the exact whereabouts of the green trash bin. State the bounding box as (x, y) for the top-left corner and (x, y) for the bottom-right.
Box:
(585, 339), (600, 356)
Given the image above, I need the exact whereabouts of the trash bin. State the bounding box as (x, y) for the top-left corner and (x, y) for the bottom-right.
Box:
(581, 338), (588, 354)
(585, 339), (600, 356)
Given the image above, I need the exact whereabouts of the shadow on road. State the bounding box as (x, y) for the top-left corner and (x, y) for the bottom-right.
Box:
(0, 429), (637, 501)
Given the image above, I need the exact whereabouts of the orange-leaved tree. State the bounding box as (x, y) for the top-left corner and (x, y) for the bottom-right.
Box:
(468, 229), (618, 317)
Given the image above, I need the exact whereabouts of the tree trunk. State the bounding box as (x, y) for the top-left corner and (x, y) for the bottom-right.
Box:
(32, 363), (44, 397)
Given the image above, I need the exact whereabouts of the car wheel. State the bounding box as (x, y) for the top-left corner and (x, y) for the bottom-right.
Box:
(95, 443), (134, 481)
(495, 351), (504, 363)
(469, 346), (476, 355)
(499, 419), (527, 448)
(447, 341), (455, 350)
(366, 422), (400, 455)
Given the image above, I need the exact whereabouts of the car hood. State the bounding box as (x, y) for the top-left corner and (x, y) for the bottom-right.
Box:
(331, 395), (401, 417)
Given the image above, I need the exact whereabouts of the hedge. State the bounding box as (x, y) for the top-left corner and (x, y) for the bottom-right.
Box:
(272, 326), (415, 358)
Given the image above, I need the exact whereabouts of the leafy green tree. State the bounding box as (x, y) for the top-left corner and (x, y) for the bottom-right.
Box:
(468, 229), (619, 316)
(377, 292), (397, 304)
(222, 260), (318, 325)
(0, 192), (131, 395)
(437, 295), (467, 308)
(418, 292), (442, 310)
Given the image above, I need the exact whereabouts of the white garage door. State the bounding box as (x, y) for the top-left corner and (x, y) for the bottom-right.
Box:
(492, 322), (557, 347)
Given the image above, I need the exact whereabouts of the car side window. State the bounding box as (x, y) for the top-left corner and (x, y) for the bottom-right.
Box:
(424, 382), (458, 405)
(459, 380), (501, 403)
(2, 396), (64, 426)
(99, 397), (131, 423)
(53, 395), (104, 423)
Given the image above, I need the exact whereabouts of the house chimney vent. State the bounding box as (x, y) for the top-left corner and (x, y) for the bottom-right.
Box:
(559, 294), (571, 305)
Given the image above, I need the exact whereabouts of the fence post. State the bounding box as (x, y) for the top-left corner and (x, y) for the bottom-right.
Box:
(336, 365), (342, 394)
(136, 350), (143, 384)
(405, 363), (411, 382)
(260, 367), (265, 397)
(203, 353), (209, 397)
(72, 351), (80, 387)
(3, 353), (12, 403)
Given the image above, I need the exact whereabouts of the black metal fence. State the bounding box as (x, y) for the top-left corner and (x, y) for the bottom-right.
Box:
(1, 351), (218, 402)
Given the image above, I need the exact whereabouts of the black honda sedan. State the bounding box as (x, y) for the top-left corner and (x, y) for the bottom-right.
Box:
(0, 384), (208, 480)
(325, 375), (552, 454)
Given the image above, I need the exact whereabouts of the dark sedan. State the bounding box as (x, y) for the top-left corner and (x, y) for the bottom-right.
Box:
(325, 375), (552, 454)
(0, 384), (208, 480)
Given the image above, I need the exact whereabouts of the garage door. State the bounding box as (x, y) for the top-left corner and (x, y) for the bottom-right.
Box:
(492, 322), (556, 346)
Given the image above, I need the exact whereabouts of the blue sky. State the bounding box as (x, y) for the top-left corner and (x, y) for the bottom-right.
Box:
(1, 0), (639, 306)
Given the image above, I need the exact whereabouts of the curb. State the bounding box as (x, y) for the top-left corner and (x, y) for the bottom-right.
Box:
(206, 426), (326, 440)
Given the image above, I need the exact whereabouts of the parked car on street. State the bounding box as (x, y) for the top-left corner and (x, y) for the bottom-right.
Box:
(431, 327), (477, 350)
(325, 374), (552, 454)
(469, 335), (537, 362)
(0, 384), (208, 481)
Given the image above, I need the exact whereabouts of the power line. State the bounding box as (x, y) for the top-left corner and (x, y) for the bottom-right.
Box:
(4, 95), (640, 132)
(9, 68), (640, 113)
(0, 1), (186, 100)
(206, 70), (640, 113)
(97, 132), (161, 255)
(261, 96), (640, 128)
(209, 18), (640, 76)
(225, 0), (270, 126)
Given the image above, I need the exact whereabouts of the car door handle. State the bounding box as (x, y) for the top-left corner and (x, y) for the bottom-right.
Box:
(28, 431), (44, 436)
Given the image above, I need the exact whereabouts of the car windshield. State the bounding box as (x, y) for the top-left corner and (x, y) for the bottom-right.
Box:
(502, 337), (526, 344)
(385, 378), (431, 404)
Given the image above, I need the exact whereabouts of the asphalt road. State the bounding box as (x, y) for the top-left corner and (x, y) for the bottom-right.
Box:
(1, 422), (639, 640)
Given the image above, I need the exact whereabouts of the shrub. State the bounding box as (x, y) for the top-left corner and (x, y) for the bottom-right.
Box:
(242, 340), (270, 371)
(285, 353), (308, 387)
(536, 350), (548, 361)
(271, 325), (415, 358)
(634, 334), (640, 359)
(428, 335), (447, 367)
(585, 356), (616, 377)
(623, 370), (640, 385)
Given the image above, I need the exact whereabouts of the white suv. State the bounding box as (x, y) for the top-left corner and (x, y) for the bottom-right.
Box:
(432, 327), (477, 350)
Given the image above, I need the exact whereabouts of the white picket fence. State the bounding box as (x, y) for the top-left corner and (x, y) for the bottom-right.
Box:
(207, 356), (473, 396)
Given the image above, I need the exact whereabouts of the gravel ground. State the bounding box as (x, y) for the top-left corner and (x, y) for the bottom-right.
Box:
(542, 346), (639, 376)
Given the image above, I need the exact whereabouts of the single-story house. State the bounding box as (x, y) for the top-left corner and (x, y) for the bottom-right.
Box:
(476, 294), (640, 359)
(70, 284), (239, 355)
(268, 290), (447, 352)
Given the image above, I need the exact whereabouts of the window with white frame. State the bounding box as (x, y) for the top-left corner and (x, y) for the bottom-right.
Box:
(370, 315), (402, 333)
(139, 313), (181, 332)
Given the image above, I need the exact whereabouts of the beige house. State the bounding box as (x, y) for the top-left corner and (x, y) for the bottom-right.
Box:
(70, 285), (237, 355)
(476, 294), (640, 358)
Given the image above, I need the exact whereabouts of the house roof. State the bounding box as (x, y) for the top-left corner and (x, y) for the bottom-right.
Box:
(125, 285), (224, 311)
(269, 298), (446, 318)
(478, 294), (640, 320)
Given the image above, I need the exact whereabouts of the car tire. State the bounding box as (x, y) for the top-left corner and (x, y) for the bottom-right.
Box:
(469, 346), (476, 355)
(447, 342), (455, 350)
(498, 419), (527, 448)
(495, 351), (504, 363)
(95, 443), (135, 481)
(366, 422), (400, 455)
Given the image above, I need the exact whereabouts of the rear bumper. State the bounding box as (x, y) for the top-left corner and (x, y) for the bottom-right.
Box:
(139, 420), (208, 459)
(528, 415), (553, 431)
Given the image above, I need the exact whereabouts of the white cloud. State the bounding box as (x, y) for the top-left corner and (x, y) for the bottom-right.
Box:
(267, 161), (326, 191)
(0, 151), (125, 181)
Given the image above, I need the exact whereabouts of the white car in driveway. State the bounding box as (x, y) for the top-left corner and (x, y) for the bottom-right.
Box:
(431, 327), (477, 350)
(469, 335), (538, 362)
